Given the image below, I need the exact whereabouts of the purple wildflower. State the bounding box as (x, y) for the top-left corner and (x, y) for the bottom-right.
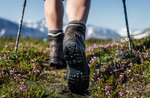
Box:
(104, 44), (110, 48)
(126, 90), (130, 93)
(20, 87), (24, 91)
(34, 70), (37, 73)
(97, 94), (99, 97)
(32, 60), (35, 63)
(119, 92), (123, 96)
(22, 75), (26, 78)
(131, 78), (134, 81)
(143, 45), (146, 49)
(29, 72), (31, 74)
(2, 95), (6, 98)
(106, 91), (109, 95)
(123, 84), (126, 87)
(11, 89), (13, 91)
(20, 82), (24, 85)
(37, 70), (40, 73)
(128, 63), (132, 66)
(125, 69), (132, 74)
(5, 45), (8, 48)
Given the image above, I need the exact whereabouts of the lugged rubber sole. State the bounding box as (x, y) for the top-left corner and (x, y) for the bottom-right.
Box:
(49, 58), (66, 69)
(63, 40), (89, 93)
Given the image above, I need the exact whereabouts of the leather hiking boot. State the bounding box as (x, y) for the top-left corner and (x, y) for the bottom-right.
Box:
(48, 32), (66, 69)
(63, 23), (90, 93)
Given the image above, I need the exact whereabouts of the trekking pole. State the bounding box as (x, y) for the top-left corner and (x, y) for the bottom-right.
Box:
(122, 0), (132, 50)
(15, 0), (27, 53)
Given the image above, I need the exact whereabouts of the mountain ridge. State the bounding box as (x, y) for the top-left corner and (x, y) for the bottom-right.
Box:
(0, 17), (149, 40)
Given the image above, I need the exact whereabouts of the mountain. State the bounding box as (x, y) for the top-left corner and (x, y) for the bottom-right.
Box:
(86, 25), (120, 39)
(0, 17), (150, 40)
(0, 18), (48, 39)
(117, 28), (150, 40)
(23, 19), (121, 39)
(23, 19), (48, 33)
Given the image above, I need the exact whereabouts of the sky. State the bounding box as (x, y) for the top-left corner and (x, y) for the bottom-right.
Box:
(0, 0), (150, 30)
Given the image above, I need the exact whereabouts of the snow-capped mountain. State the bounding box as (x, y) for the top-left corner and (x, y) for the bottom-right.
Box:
(23, 19), (48, 33)
(0, 17), (47, 39)
(117, 28), (150, 39)
(23, 19), (121, 39)
(0, 17), (150, 40)
(86, 25), (120, 39)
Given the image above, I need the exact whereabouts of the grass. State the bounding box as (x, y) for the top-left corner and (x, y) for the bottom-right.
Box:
(0, 36), (149, 97)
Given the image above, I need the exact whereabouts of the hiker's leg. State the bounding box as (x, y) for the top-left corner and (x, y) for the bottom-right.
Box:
(44, 0), (64, 30)
(63, 0), (91, 92)
(66, 0), (91, 24)
(44, 0), (65, 68)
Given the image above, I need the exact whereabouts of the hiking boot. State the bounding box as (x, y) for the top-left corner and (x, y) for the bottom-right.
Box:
(48, 31), (66, 69)
(63, 23), (90, 93)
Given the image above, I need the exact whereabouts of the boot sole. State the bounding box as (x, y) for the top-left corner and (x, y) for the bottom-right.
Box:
(63, 40), (89, 93)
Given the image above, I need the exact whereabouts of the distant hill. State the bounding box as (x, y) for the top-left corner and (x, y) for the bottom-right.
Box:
(86, 25), (120, 39)
(0, 17), (150, 40)
(0, 18), (47, 39)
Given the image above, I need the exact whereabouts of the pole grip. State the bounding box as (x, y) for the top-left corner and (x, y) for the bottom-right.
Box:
(24, 0), (26, 7)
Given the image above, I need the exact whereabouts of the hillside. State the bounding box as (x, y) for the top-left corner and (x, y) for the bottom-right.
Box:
(0, 18), (47, 39)
(1, 17), (150, 40)
(0, 35), (149, 97)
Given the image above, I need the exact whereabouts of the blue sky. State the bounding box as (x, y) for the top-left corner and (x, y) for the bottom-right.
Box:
(0, 0), (150, 30)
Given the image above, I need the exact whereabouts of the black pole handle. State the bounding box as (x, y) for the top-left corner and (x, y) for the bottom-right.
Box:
(123, 0), (126, 2)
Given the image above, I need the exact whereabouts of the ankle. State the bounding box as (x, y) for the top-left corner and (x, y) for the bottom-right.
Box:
(48, 29), (63, 34)
(65, 21), (86, 36)
(68, 20), (86, 29)
(48, 29), (64, 40)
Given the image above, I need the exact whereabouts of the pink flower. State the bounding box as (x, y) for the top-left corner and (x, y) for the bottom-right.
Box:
(131, 78), (134, 81)
(5, 45), (8, 48)
(2, 95), (6, 98)
(128, 63), (132, 66)
(126, 90), (130, 93)
(106, 91), (109, 95)
(20, 87), (24, 91)
(125, 69), (132, 74)
(119, 92), (123, 96)
(123, 84), (126, 87)
(104, 44), (110, 48)
(20, 82), (24, 85)
(143, 45), (146, 49)
(97, 94), (99, 96)
(119, 74), (124, 78)
(32, 60), (35, 63)
(29, 72), (31, 74)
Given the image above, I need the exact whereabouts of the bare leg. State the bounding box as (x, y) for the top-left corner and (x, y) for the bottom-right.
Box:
(44, 0), (65, 68)
(44, 0), (64, 30)
(66, 0), (91, 24)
